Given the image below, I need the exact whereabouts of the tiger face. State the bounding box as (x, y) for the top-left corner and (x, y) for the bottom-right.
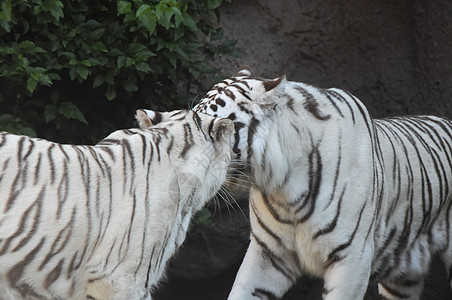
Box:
(136, 109), (235, 211)
(194, 67), (287, 164)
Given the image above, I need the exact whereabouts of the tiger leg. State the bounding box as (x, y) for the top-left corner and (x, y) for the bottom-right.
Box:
(86, 273), (149, 300)
(85, 276), (116, 300)
(228, 236), (299, 300)
(441, 249), (452, 290)
(377, 278), (424, 300)
(322, 246), (373, 300)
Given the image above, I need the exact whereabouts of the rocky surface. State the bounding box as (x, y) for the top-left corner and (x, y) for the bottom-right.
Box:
(153, 1), (452, 299)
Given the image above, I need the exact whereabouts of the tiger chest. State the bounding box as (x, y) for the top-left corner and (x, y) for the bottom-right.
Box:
(250, 191), (329, 277)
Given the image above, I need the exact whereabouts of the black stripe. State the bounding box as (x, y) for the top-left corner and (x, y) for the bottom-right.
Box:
(261, 193), (292, 224)
(297, 143), (322, 223)
(39, 207), (76, 270)
(320, 90), (344, 118)
(1, 188), (44, 255)
(152, 111), (162, 124)
(251, 202), (282, 245)
(44, 258), (64, 290)
(166, 135), (174, 155)
(326, 90), (355, 124)
(326, 202), (366, 266)
(23, 139), (34, 160)
(294, 85), (330, 121)
(232, 122), (245, 158)
(47, 144), (56, 184)
(375, 227), (396, 260)
(379, 282), (410, 299)
(252, 288), (278, 300)
(314, 186), (346, 239)
(207, 119), (215, 141)
(286, 96), (298, 115)
(56, 163), (70, 219)
(8, 237), (46, 287)
(247, 117), (260, 161)
(180, 123), (194, 158)
(251, 232), (297, 282)
(145, 246), (156, 289)
(323, 134), (342, 210)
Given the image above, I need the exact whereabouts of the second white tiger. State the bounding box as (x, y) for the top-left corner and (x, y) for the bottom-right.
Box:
(194, 67), (452, 300)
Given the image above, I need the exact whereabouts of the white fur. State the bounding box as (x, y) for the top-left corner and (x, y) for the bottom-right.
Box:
(194, 70), (452, 300)
(0, 110), (233, 300)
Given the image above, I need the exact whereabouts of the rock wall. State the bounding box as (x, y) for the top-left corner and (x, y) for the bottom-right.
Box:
(216, 0), (452, 119)
(154, 0), (452, 299)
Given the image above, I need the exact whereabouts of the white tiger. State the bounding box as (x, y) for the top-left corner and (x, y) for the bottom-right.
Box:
(193, 67), (452, 300)
(0, 109), (234, 300)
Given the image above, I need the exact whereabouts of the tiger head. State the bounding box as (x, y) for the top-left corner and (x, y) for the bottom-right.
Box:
(135, 109), (235, 211)
(193, 66), (287, 165)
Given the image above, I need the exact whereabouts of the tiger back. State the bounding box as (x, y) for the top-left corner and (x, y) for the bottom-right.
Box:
(0, 109), (234, 300)
(194, 67), (452, 300)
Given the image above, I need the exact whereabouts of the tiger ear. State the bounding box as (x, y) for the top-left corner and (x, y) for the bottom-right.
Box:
(263, 75), (286, 93)
(235, 66), (254, 77)
(136, 109), (162, 128)
(259, 75), (287, 109)
(211, 118), (234, 143)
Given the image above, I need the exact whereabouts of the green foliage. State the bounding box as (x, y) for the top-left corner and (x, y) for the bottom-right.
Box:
(191, 207), (213, 227)
(0, 0), (236, 144)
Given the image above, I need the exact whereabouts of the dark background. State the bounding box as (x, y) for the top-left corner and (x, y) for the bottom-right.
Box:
(154, 0), (452, 299)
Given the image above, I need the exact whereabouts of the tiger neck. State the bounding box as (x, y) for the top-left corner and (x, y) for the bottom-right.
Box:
(248, 115), (292, 196)
(248, 108), (315, 203)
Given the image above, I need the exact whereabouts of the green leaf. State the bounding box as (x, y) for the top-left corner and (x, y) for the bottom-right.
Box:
(91, 28), (105, 39)
(0, 0), (12, 21)
(59, 51), (76, 60)
(88, 58), (101, 66)
(106, 85), (116, 101)
(164, 50), (177, 69)
(0, 0), (12, 32)
(174, 27), (185, 41)
(19, 41), (45, 53)
(174, 45), (189, 61)
(172, 7), (183, 27)
(122, 80), (138, 92)
(210, 27), (224, 41)
(156, 4), (173, 29)
(0, 114), (13, 125)
(137, 9), (156, 36)
(58, 102), (88, 124)
(193, 207), (213, 226)
(93, 74), (104, 88)
(66, 28), (77, 38)
(45, 104), (58, 123)
(117, 55), (128, 69)
(135, 61), (152, 73)
(20, 127), (37, 138)
(136, 4), (150, 17)
(76, 65), (90, 79)
(38, 73), (52, 86)
(117, 1), (131, 15)
(92, 41), (108, 52)
(206, 0), (222, 9)
(182, 14), (197, 31)
(27, 77), (38, 93)
(129, 43), (147, 54)
(123, 12), (136, 22)
(135, 49), (156, 60)
(81, 59), (91, 67)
